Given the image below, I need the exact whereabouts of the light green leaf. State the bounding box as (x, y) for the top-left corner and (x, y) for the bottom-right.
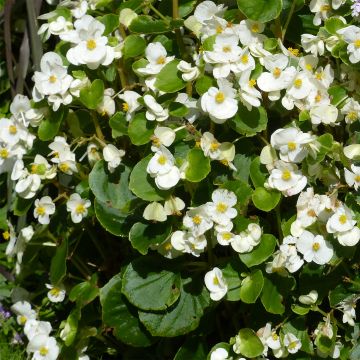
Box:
(122, 256), (181, 311)
(98, 14), (119, 35)
(195, 75), (215, 95)
(69, 274), (99, 307)
(237, 0), (282, 23)
(38, 107), (68, 141)
(129, 15), (171, 34)
(239, 270), (264, 304)
(249, 156), (267, 188)
(235, 328), (264, 358)
(185, 148), (211, 182)
(109, 112), (128, 137)
(128, 112), (156, 145)
(155, 59), (186, 93)
(252, 187), (281, 212)
(221, 260), (243, 302)
(169, 102), (189, 117)
(79, 79), (104, 110)
(123, 34), (147, 58)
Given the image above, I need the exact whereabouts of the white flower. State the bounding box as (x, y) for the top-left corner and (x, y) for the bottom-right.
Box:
(143, 95), (169, 122)
(337, 25), (360, 64)
(286, 71), (314, 100)
(175, 93), (200, 123)
(177, 60), (200, 81)
(326, 207), (356, 233)
(118, 91), (142, 121)
(204, 267), (228, 301)
(171, 230), (207, 257)
(24, 319), (52, 341)
(344, 164), (360, 190)
(151, 126), (176, 150)
(310, 104), (339, 126)
(283, 333), (302, 354)
(103, 144), (125, 173)
(10, 94), (31, 124)
(299, 290), (318, 305)
(266, 161), (307, 197)
(336, 227), (360, 247)
(46, 284), (66, 303)
(337, 295), (360, 326)
(66, 193), (91, 223)
(183, 206), (213, 236)
(231, 223), (262, 253)
(310, 0), (332, 25)
(271, 127), (314, 163)
(27, 335), (59, 360)
(206, 189), (237, 226)
(66, 15), (115, 69)
(71, 0), (88, 18)
(34, 196), (55, 225)
(0, 117), (28, 146)
(210, 348), (229, 360)
(97, 88), (116, 117)
(120, 8), (138, 27)
(201, 78), (238, 123)
(11, 301), (37, 325)
(147, 146), (175, 176)
(194, 1), (226, 24)
(341, 98), (360, 124)
(238, 70), (262, 111)
(86, 143), (101, 166)
(296, 231), (334, 265)
(236, 19), (266, 46)
(164, 196), (185, 215)
(143, 202), (167, 222)
(200, 132), (222, 160)
(38, 15), (73, 40)
(301, 34), (325, 56)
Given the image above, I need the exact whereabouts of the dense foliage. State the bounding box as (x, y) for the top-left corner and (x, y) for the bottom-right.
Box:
(1, 0), (360, 359)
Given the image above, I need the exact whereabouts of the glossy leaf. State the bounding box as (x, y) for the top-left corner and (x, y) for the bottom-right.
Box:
(155, 60), (186, 93)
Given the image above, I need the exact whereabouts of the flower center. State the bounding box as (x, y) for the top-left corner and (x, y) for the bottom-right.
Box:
(164, 242), (172, 251)
(157, 155), (167, 165)
(49, 287), (61, 297)
(2, 231), (10, 240)
(305, 63), (313, 71)
(294, 78), (303, 88)
(273, 67), (282, 78)
(157, 56), (166, 65)
(19, 315), (27, 325)
(248, 79), (256, 87)
(222, 232), (232, 241)
(241, 54), (249, 64)
(288, 142), (297, 151)
(282, 169), (292, 181)
(355, 39), (360, 48)
(316, 72), (324, 80)
(315, 93), (322, 102)
(49, 75), (57, 83)
(355, 175), (360, 182)
(31, 164), (38, 174)
(0, 148), (8, 159)
(210, 142), (220, 151)
(39, 346), (49, 356)
(288, 47), (299, 57)
(36, 206), (46, 216)
(348, 111), (358, 121)
(339, 214), (347, 224)
(59, 163), (70, 172)
(87, 39), (97, 50)
(251, 23), (260, 33)
(75, 204), (86, 214)
(216, 25), (223, 34)
(272, 333), (279, 340)
(320, 4), (331, 11)
(192, 215), (202, 225)
(307, 209), (317, 217)
(222, 45), (231, 53)
(288, 341), (298, 350)
(122, 102), (129, 112)
(215, 91), (225, 103)
(312, 242), (320, 251)
(213, 276), (220, 285)
(216, 202), (228, 213)
(9, 125), (17, 134)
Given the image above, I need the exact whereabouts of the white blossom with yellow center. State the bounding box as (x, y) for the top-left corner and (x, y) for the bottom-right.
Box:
(206, 188), (237, 226)
(118, 90), (142, 121)
(34, 196), (56, 225)
(27, 334), (59, 360)
(171, 230), (207, 257)
(66, 193), (91, 223)
(46, 283), (66, 303)
(183, 206), (213, 237)
(204, 267), (228, 301)
(337, 25), (360, 64)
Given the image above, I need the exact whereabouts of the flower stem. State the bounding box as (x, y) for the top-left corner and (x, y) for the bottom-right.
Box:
(149, 3), (170, 23)
(282, 0), (297, 40)
(91, 113), (105, 142)
(275, 201), (283, 242)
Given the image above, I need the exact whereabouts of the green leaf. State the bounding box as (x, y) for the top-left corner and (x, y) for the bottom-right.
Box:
(325, 17), (346, 35)
(291, 304), (310, 315)
(221, 260), (243, 302)
(185, 148), (211, 182)
(129, 155), (171, 201)
(128, 112), (156, 145)
(122, 256), (181, 311)
(328, 85), (348, 107)
(100, 274), (153, 347)
(222, 180), (252, 206)
(174, 337), (207, 360)
(129, 15), (170, 34)
(123, 34), (147, 58)
(109, 112), (128, 137)
(69, 274), (99, 306)
(94, 199), (130, 237)
(98, 14), (119, 35)
(261, 277), (285, 314)
(0, 206), (7, 230)
(50, 238), (67, 285)
(252, 187), (281, 212)
(249, 156), (267, 187)
(308, 133), (333, 164)
(283, 318), (314, 355)
(89, 161), (136, 211)
(139, 276), (210, 337)
(38, 107), (68, 141)
(80, 79), (104, 110)
(329, 284), (349, 307)
(230, 105), (268, 137)
(155, 60), (186, 93)
(13, 196), (33, 216)
(62, 309), (80, 346)
(233, 154), (252, 183)
(237, 0), (282, 22)
(239, 234), (277, 267)
(235, 328), (264, 358)
(239, 270), (264, 304)
(169, 102), (189, 117)
(158, 0), (197, 18)
(195, 75), (215, 95)
(129, 221), (172, 255)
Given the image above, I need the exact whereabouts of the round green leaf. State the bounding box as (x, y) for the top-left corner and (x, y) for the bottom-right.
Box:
(239, 234), (277, 267)
(185, 148), (211, 182)
(128, 112), (156, 145)
(123, 34), (146, 59)
(109, 112), (128, 138)
(236, 0), (282, 23)
(98, 14), (119, 35)
(252, 187), (281, 212)
(122, 256), (181, 311)
(129, 221), (172, 255)
(221, 260), (243, 302)
(249, 156), (267, 188)
(291, 304), (310, 315)
(50, 238), (68, 285)
(155, 59), (186, 93)
(100, 274), (153, 347)
(139, 276), (210, 337)
(129, 155), (171, 201)
(129, 15), (170, 34)
(261, 277), (285, 314)
(89, 161), (136, 210)
(38, 107), (67, 141)
(230, 105), (268, 137)
(235, 328), (264, 358)
(79, 79), (104, 109)
(169, 102), (189, 117)
(239, 270), (264, 304)
(94, 199), (130, 237)
(195, 75), (215, 95)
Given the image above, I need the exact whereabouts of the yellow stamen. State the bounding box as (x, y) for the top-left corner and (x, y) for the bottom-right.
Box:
(355, 39), (360, 48)
(9, 125), (17, 134)
(282, 169), (292, 181)
(355, 175), (360, 182)
(288, 142), (296, 151)
(213, 276), (220, 285)
(307, 209), (317, 217)
(241, 54), (249, 64)
(339, 214), (347, 224)
(251, 23), (260, 33)
(39, 347), (49, 356)
(151, 136), (161, 147)
(192, 215), (202, 225)
(348, 112), (358, 121)
(216, 25), (223, 34)
(216, 202), (228, 213)
(273, 67), (282, 78)
(49, 287), (61, 297)
(157, 155), (167, 165)
(49, 75), (57, 83)
(320, 4), (331, 11)
(36, 206), (46, 216)
(316, 72), (324, 80)
(222, 45), (231, 53)
(248, 79), (256, 87)
(294, 78), (302, 88)
(122, 102), (129, 112)
(75, 204), (86, 214)
(305, 63), (313, 71)
(164, 242), (172, 251)
(210, 142), (220, 151)
(59, 163), (69, 173)
(19, 315), (27, 325)
(0, 148), (8, 159)
(31, 164), (38, 174)
(288, 341), (298, 350)
(222, 232), (232, 241)
(2, 231), (10, 240)
(272, 333), (279, 340)
(157, 56), (166, 65)
(288, 47), (299, 57)
(86, 39), (97, 50)
(215, 91), (225, 103)
(312, 242), (320, 251)
(315, 93), (322, 103)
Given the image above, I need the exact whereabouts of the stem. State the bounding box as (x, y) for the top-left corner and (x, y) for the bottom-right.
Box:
(274, 16), (282, 39)
(86, 224), (107, 261)
(71, 255), (91, 279)
(149, 4), (170, 23)
(119, 24), (127, 40)
(275, 202), (283, 242)
(118, 58), (128, 89)
(91, 113), (105, 142)
(186, 81), (193, 97)
(282, 0), (297, 40)
(172, 0), (187, 59)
